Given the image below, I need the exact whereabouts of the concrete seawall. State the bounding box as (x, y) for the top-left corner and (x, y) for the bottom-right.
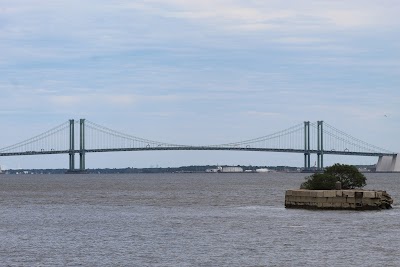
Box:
(285, 189), (393, 210)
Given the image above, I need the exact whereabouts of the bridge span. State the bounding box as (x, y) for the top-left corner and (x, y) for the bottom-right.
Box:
(0, 119), (398, 172)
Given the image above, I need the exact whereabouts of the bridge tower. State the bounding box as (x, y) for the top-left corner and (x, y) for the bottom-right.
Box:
(69, 119), (75, 171)
(67, 118), (86, 173)
(79, 119), (86, 171)
(317, 121), (324, 170)
(304, 121), (311, 170)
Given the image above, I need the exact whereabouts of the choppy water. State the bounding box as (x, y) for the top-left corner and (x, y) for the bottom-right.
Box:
(1, 172), (399, 266)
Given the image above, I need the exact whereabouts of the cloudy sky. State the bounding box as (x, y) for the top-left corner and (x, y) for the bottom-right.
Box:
(1, 0), (399, 169)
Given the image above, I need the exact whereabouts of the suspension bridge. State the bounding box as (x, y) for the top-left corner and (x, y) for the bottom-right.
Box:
(0, 119), (398, 172)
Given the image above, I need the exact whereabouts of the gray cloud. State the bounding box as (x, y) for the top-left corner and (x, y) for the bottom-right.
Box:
(1, 0), (399, 168)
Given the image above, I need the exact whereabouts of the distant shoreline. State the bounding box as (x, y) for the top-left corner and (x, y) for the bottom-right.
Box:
(1, 164), (376, 175)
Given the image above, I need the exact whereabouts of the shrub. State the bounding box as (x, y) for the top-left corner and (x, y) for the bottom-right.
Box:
(301, 173), (337, 190)
(301, 163), (367, 190)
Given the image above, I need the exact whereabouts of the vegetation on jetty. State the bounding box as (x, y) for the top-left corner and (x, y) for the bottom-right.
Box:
(301, 163), (367, 190)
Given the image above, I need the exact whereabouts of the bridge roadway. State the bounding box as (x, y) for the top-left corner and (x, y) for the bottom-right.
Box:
(0, 147), (395, 157)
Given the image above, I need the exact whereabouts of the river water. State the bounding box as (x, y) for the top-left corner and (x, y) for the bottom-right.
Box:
(0, 172), (399, 266)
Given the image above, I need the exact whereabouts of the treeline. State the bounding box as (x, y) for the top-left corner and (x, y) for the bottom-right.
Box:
(87, 165), (295, 174)
(5, 165), (298, 174)
(4, 164), (375, 175)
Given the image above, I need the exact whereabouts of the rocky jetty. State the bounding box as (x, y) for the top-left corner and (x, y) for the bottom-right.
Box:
(285, 189), (393, 210)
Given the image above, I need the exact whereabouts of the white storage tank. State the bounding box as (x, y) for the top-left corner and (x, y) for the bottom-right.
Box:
(221, 166), (243, 173)
(256, 168), (269, 173)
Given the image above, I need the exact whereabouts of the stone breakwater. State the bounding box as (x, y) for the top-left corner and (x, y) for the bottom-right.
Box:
(285, 189), (393, 210)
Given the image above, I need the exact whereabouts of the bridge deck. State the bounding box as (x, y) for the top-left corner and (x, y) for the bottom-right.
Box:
(0, 147), (395, 157)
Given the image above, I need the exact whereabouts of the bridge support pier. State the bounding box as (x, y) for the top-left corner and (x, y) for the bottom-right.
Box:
(376, 154), (400, 172)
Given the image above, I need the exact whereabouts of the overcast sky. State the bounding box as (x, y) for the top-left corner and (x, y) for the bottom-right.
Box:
(1, 0), (399, 169)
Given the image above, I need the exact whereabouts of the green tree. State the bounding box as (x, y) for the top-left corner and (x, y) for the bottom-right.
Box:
(301, 163), (367, 190)
(301, 173), (337, 190)
(324, 163), (366, 189)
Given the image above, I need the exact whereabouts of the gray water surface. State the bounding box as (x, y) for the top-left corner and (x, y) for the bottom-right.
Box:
(1, 173), (399, 266)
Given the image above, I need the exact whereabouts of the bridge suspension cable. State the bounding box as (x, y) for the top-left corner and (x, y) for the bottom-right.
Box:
(320, 123), (393, 154)
(210, 122), (306, 150)
(0, 121), (70, 154)
(85, 120), (188, 150)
